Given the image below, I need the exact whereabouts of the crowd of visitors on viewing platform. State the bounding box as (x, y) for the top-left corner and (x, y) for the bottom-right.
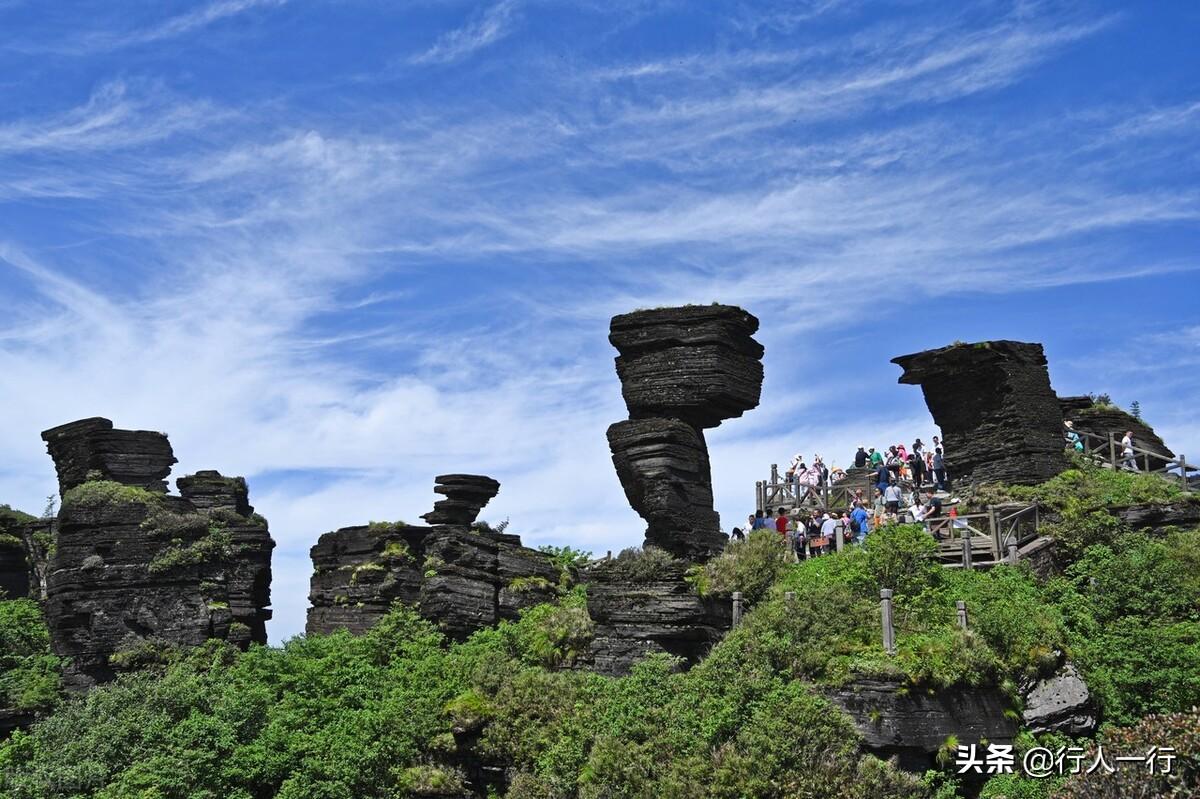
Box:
(733, 436), (954, 559)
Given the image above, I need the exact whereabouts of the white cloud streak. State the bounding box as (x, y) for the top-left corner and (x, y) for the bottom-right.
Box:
(410, 0), (520, 65)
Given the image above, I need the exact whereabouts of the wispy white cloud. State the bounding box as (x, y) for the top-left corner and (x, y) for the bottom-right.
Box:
(410, 0), (520, 65)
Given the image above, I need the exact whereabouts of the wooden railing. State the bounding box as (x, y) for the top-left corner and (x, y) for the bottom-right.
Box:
(755, 464), (918, 514)
(1074, 430), (1194, 490)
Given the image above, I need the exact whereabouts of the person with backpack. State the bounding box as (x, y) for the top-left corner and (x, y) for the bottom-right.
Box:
(854, 446), (869, 468)
(850, 501), (870, 542)
(752, 509), (767, 530)
(908, 450), (926, 490)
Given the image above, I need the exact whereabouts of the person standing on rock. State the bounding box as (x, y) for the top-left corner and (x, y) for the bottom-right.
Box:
(752, 509), (767, 530)
(876, 462), (891, 497)
(1121, 431), (1139, 471)
(851, 501), (870, 542)
(908, 450), (926, 490)
(869, 446), (884, 467)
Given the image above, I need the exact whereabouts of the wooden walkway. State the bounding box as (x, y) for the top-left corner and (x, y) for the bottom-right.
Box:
(753, 436), (1194, 569)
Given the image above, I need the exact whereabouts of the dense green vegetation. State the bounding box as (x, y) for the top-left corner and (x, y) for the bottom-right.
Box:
(0, 600), (60, 714)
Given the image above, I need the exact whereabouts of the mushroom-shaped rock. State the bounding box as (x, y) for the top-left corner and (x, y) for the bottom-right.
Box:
(891, 341), (1068, 486)
(420, 474), (501, 527)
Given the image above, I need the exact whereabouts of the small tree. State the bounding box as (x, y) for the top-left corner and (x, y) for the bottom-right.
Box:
(1129, 400), (1142, 420)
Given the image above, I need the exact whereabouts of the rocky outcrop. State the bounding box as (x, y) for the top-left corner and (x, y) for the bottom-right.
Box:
(41, 417), (177, 495)
(581, 559), (731, 676)
(39, 418), (273, 690)
(307, 476), (562, 640)
(1059, 395), (1174, 470)
(606, 305), (764, 560)
(1108, 500), (1200, 535)
(828, 677), (1018, 772)
(1021, 662), (1096, 737)
(892, 341), (1068, 486)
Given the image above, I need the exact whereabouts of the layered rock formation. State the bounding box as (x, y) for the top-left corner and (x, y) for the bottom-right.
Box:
(39, 418), (274, 689)
(582, 558), (731, 676)
(892, 341), (1068, 486)
(1059, 395), (1175, 470)
(828, 677), (1018, 773)
(1020, 662), (1096, 737)
(607, 305), (764, 560)
(0, 508), (32, 599)
(307, 476), (561, 640)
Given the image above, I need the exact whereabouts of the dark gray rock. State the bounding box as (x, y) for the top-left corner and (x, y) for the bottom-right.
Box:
(827, 677), (1018, 773)
(38, 420), (274, 690)
(177, 470), (253, 517)
(307, 475), (563, 640)
(0, 510), (31, 599)
(582, 560), (731, 676)
(1021, 663), (1096, 736)
(41, 417), (177, 494)
(421, 474), (501, 527)
(1109, 501), (1200, 535)
(607, 418), (724, 561)
(606, 305), (764, 560)
(892, 341), (1068, 486)
(610, 305), (764, 427)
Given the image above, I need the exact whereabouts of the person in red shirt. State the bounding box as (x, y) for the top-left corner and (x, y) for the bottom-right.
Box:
(774, 507), (789, 536)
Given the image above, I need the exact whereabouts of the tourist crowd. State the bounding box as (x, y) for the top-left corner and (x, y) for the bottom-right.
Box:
(733, 436), (955, 559)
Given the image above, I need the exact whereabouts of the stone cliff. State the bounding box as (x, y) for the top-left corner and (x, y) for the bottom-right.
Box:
(892, 341), (1069, 486)
(307, 475), (561, 640)
(39, 418), (274, 690)
(607, 305), (764, 560)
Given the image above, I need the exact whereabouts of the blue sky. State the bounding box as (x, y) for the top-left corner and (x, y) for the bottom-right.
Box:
(1, 0), (1197, 641)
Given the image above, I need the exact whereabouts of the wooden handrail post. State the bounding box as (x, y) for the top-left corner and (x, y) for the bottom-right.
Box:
(771, 463), (779, 486)
(1007, 541), (1019, 564)
(880, 589), (896, 655)
(956, 600), (968, 630)
(1109, 433), (1117, 469)
(835, 524), (844, 552)
(732, 591), (744, 627)
(1181, 456), (1189, 492)
(961, 533), (973, 570)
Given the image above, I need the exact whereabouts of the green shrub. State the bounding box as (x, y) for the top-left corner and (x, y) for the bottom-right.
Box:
(695, 529), (788, 602)
(61, 480), (159, 509)
(147, 525), (237, 573)
(0, 599), (61, 711)
(594, 546), (678, 582)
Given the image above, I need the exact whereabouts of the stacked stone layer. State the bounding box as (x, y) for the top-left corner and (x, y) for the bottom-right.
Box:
(41, 417), (177, 494)
(421, 474), (501, 526)
(892, 341), (1068, 486)
(606, 305), (764, 560)
(582, 560), (731, 676)
(308, 476), (561, 640)
(607, 419), (723, 561)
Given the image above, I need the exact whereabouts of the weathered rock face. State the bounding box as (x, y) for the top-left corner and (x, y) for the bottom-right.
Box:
(1059, 396), (1174, 471)
(581, 560), (731, 676)
(39, 419), (273, 690)
(828, 677), (1018, 773)
(307, 476), (562, 640)
(607, 419), (723, 561)
(421, 475), (500, 527)
(1108, 501), (1200, 535)
(41, 417), (177, 495)
(607, 305), (764, 560)
(1021, 662), (1096, 737)
(610, 305), (764, 427)
(892, 341), (1068, 486)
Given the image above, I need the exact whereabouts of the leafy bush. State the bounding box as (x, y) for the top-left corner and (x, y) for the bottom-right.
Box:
(694, 529), (789, 602)
(147, 525), (237, 573)
(1053, 706), (1199, 798)
(594, 546), (679, 582)
(60, 480), (159, 509)
(0, 599), (61, 712)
